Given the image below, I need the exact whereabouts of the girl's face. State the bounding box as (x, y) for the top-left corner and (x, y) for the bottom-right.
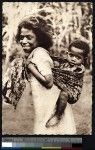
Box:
(68, 46), (83, 65)
(19, 27), (38, 56)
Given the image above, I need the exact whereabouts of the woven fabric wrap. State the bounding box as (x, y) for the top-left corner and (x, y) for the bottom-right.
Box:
(51, 56), (84, 104)
(2, 58), (27, 109)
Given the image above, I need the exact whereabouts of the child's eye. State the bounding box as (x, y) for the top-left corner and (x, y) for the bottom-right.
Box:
(75, 56), (79, 59)
(69, 53), (74, 57)
(76, 56), (82, 60)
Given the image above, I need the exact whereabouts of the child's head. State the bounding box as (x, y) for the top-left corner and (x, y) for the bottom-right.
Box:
(68, 40), (90, 66)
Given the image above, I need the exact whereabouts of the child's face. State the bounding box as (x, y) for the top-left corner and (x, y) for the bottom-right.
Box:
(19, 27), (38, 56)
(68, 46), (83, 65)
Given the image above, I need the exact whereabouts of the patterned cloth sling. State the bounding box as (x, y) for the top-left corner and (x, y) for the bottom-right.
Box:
(2, 57), (28, 109)
(50, 55), (85, 104)
(2, 55), (84, 109)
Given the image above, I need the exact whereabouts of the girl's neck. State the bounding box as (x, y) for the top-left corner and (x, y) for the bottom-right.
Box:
(24, 53), (30, 59)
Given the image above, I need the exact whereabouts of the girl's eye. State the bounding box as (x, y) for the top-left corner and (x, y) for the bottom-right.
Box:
(27, 35), (33, 40)
(20, 36), (24, 40)
(20, 35), (32, 40)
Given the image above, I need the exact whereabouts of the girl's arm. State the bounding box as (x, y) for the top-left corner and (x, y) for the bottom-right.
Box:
(28, 63), (53, 89)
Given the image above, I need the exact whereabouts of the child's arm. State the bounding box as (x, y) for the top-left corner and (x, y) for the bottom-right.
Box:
(28, 63), (53, 89)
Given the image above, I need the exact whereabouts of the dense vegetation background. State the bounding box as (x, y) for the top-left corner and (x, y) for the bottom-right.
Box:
(2, 2), (92, 68)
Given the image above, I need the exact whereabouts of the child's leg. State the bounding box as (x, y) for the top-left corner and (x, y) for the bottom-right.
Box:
(56, 91), (68, 119)
(46, 91), (68, 128)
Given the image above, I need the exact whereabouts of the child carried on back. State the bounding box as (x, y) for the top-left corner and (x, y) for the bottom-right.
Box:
(46, 40), (90, 127)
(2, 40), (90, 128)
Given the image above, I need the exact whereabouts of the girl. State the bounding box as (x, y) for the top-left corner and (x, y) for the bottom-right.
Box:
(2, 16), (76, 134)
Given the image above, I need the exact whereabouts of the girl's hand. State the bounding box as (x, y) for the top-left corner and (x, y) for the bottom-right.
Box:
(44, 74), (53, 89)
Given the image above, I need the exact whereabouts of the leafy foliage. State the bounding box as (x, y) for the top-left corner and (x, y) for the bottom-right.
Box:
(2, 2), (92, 69)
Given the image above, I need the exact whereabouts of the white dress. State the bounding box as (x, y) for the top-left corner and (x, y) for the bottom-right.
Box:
(28, 47), (76, 135)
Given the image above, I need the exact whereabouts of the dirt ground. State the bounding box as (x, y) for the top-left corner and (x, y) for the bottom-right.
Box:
(2, 71), (92, 135)
(72, 71), (92, 135)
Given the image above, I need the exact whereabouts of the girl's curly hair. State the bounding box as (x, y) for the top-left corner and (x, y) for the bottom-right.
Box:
(16, 16), (53, 50)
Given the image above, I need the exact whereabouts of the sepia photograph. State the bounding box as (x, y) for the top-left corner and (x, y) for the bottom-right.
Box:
(2, 2), (92, 135)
